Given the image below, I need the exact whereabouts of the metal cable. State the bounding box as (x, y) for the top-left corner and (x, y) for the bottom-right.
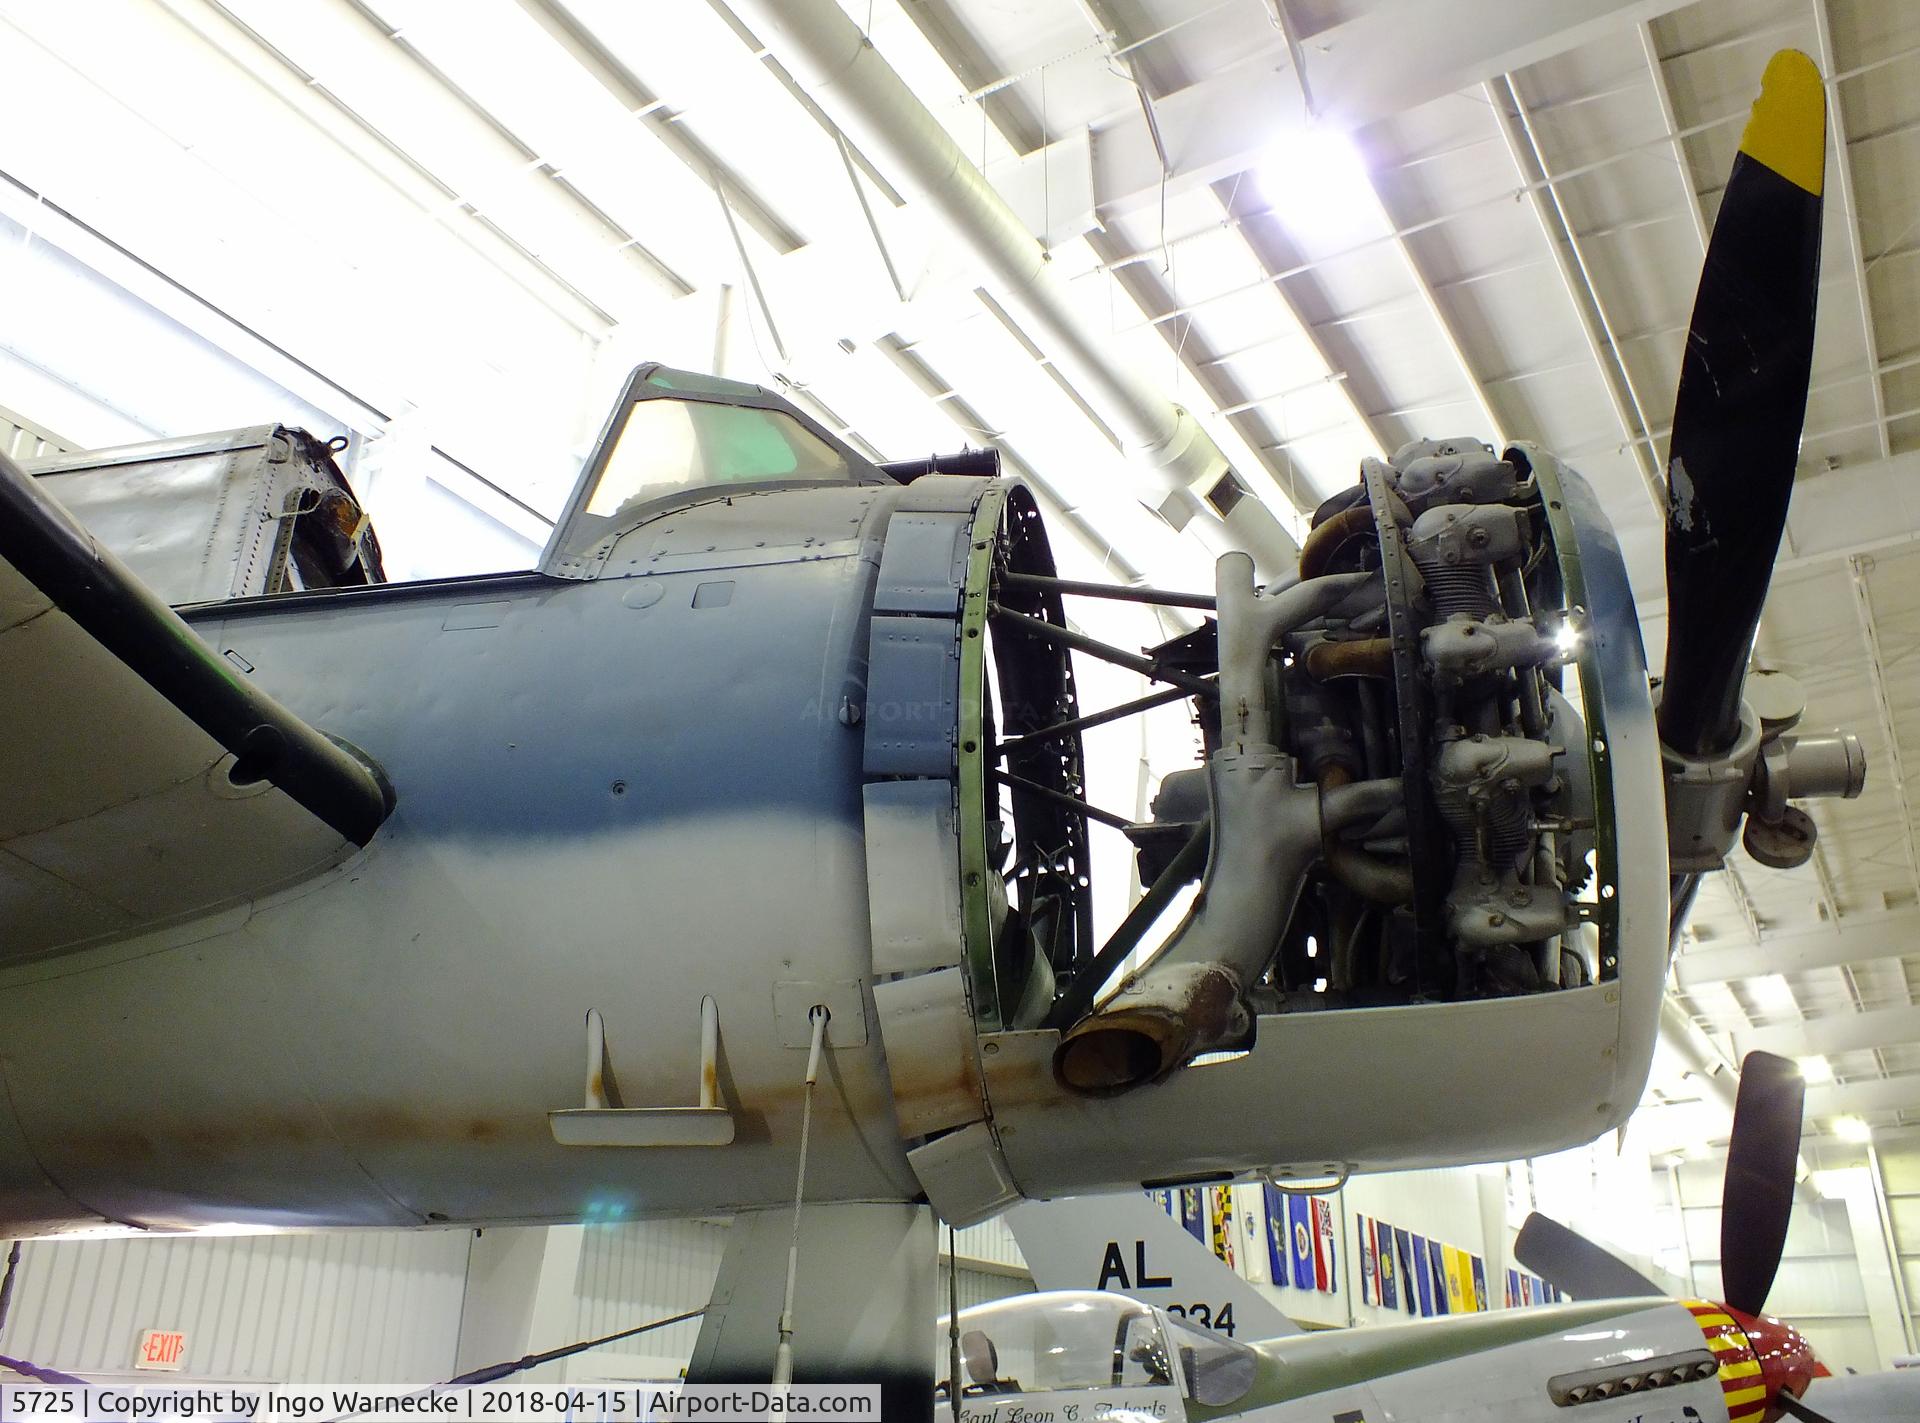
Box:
(772, 1005), (831, 1386)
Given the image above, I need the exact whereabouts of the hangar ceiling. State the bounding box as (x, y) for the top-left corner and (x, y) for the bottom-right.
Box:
(2, 0), (1918, 1145)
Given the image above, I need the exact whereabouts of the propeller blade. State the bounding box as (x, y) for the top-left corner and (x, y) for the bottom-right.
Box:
(1658, 50), (1827, 757)
(1721, 1049), (1807, 1316)
(1513, 1213), (1663, 1300)
(1776, 1392), (1839, 1423)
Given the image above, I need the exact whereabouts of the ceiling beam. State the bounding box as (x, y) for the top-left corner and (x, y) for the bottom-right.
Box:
(509, 0), (804, 255)
(1206, 182), (1395, 464)
(1848, 559), (1920, 910)
(0, 170), (390, 436)
(872, 333), (1147, 587)
(331, 0), (695, 298)
(1735, 1002), (1920, 1061)
(1638, 22), (1710, 255)
(1484, 74), (1667, 514)
(1296, 0), (1693, 131)
(1672, 909), (1920, 987)
(1810, 0), (1893, 461)
(1805, 1074), (1920, 1120)
(1780, 447), (1920, 566)
(1358, 177), (1507, 449)
(1083, 0), (1691, 224)
(1092, 41), (1920, 320)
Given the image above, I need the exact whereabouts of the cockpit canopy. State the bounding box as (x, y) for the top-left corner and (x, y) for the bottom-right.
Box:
(542, 363), (886, 575)
(937, 1290), (1258, 1409)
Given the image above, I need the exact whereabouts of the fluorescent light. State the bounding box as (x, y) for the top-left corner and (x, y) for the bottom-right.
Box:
(1257, 127), (1378, 249)
(1797, 1055), (1833, 1084)
(1832, 1115), (1873, 1144)
(1811, 1167), (1855, 1201)
(1749, 973), (1799, 1018)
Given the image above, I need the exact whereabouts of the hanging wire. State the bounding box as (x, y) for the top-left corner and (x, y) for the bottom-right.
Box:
(1040, 63), (1051, 255)
(444, 1307), (709, 1385)
(772, 1004), (832, 1386)
(946, 1227), (962, 1423)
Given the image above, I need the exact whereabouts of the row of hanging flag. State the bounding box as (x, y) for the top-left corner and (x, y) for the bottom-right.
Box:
(1151, 1189), (1568, 1315)
(1355, 1211), (1564, 1315)
(1150, 1184), (1341, 1293)
(1504, 1268), (1567, 1309)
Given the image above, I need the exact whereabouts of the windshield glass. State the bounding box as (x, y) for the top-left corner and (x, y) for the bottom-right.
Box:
(547, 393), (854, 570)
(1164, 1313), (1258, 1407)
(587, 397), (848, 516)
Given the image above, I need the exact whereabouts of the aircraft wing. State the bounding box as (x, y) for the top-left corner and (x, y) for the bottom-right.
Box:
(1801, 1371), (1920, 1422)
(1005, 1193), (1302, 1337)
(0, 448), (393, 968)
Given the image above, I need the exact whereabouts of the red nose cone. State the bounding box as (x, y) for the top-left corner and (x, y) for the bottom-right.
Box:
(1727, 1305), (1822, 1417)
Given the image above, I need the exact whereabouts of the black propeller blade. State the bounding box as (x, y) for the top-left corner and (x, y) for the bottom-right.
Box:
(1512, 1213), (1662, 1301)
(1721, 1049), (1807, 1317)
(1776, 1393), (1840, 1423)
(1515, 1049), (1807, 1311)
(1658, 50), (1827, 758)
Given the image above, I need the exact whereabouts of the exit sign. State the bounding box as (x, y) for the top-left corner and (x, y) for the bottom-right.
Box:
(135, 1329), (186, 1371)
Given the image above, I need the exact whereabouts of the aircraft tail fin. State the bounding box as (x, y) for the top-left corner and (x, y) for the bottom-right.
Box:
(1004, 1192), (1301, 1338)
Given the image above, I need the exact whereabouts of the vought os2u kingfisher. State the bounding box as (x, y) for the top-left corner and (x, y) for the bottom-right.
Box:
(0, 46), (1864, 1414)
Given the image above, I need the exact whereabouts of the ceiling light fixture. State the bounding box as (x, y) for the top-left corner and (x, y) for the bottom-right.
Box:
(1257, 126), (1377, 249)
(1832, 1115), (1872, 1144)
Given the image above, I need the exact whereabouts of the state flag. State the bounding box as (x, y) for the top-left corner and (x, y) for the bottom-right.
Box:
(1377, 1222), (1398, 1310)
(1288, 1195), (1315, 1289)
(1412, 1235), (1436, 1315)
(1370, 1219), (1385, 1304)
(1470, 1255), (1490, 1312)
(1179, 1187), (1206, 1242)
(1311, 1196), (1337, 1293)
(1520, 1275), (1534, 1306)
(1506, 1268), (1521, 1309)
(1262, 1184), (1290, 1285)
(1394, 1229), (1417, 1314)
(1356, 1216), (1374, 1304)
(1426, 1238), (1450, 1314)
(1442, 1244), (1466, 1313)
(1238, 1186), (1268, 1284)
(1209, 1185), (1236, 1268)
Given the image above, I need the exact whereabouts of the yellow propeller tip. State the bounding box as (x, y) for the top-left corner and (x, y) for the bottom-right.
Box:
(1739, 48), (1827, 197)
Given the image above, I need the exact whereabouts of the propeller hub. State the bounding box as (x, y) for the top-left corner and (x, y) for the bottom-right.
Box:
(1690, 1300), (1824, 1422)
(1731, 1305), (1826, 1417)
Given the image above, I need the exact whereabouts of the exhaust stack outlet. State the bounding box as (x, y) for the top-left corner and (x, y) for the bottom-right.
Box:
(1056, 964), (1247, 1096)
(1053, 555), (1397, 1096)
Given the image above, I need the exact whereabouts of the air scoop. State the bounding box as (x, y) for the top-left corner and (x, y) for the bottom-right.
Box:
(1054, 556), (1396, 1095)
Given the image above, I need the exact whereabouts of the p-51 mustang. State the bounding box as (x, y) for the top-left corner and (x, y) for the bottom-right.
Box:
(0, 46), (1858, 1410)
(946, 1054), (1912, 1422)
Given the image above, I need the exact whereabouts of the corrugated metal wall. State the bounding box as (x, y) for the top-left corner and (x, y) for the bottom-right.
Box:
(566, 1221), (729, 1381)
(937, 1263), (1029, 1313)
(0, 1230), (470, 1381)
(561, 1219), (1031, 1381)
(951, 1219), (1023, 1271)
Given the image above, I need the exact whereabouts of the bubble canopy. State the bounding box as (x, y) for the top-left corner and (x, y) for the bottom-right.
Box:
(936, 1290), (1257, 1408)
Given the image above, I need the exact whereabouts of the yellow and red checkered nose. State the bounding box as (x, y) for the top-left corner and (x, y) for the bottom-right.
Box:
(1686, 1299), (1825, 1422)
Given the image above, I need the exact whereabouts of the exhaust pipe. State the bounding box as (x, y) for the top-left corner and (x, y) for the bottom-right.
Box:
(1054, 556), (1395, 1094)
